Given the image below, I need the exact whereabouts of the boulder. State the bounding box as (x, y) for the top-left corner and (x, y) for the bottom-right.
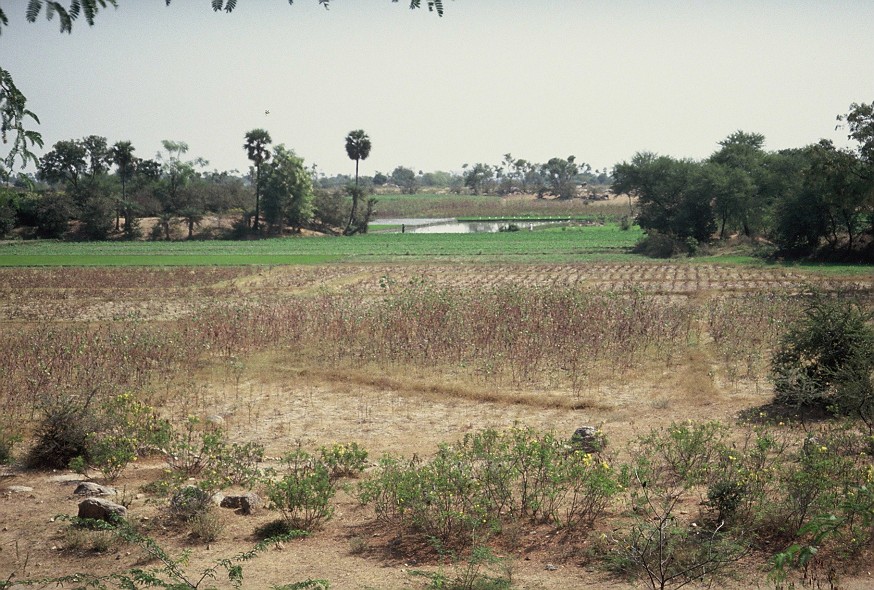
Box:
(74, 482), (116, 497)
(78, 498), (127, 522)
(570, 426), (605, 453)
(220, 493), (262, 514)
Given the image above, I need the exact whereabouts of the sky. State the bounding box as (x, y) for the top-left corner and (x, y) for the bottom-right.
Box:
(2, 0), (873, 178)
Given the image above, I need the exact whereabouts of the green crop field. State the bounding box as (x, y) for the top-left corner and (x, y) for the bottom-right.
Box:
(0, 224), (646, 266)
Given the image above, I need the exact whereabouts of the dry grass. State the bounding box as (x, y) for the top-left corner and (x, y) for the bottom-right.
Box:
(1, 263), (873, 589)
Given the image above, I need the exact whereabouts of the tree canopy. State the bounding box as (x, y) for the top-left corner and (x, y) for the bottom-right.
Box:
(0, 0), (445, 36)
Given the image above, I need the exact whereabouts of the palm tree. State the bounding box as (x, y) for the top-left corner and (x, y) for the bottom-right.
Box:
(109, 140), (135, 232)
(244, 128), (272, 232)
(344, 129), (371, 234)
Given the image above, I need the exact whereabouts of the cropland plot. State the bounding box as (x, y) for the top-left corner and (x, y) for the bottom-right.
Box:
(253, 262), (874, 297)
(1, 263), (873, 590)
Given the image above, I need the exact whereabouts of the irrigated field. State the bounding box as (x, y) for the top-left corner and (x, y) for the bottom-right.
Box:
(1, 256), (873, 588)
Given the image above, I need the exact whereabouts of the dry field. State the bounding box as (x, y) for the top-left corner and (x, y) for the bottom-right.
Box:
(1, 262), (873, 589)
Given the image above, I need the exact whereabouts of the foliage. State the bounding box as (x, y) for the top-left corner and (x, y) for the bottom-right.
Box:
(244, 128), (272, 232)
(318, 441), (368, 480)
(33, 191), (75, 238)
(164, 417), (264, 492)
(64, 393), (170, 481)
(770, 297), (874, 412)
(618, 423), (750, 589)
(26, 392), (99, 469)
(262, 144), (314, 233)
(265, 447), (336, 531)
(613, 152), (717, 246)
(78, 192), (115, 240)
(540, 155), (581, 199)
(0, 67), (43, 180)
(358, 427), (621, 546)
(391, 165), (419, 193)
(463, 163), (495, 196)
(169, 485), (213, 521)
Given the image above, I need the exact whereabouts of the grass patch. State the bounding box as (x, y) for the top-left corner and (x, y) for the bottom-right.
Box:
(0, 225), (644, 266)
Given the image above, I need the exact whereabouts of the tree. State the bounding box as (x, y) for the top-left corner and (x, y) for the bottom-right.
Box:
(541, 155), (581, 199)
(838, 101), (874, 166)
(38, 139), (87, 196)
(109, 140), (135, 231)
(462, 162), (494, 195)
(344, 129), (371, 235)
(837, 101), (874, 238)
(612, 152), (716, 247)
(707, 131), (770, 238)
(0, 67), (43, 180)
(391, 166), (418, 194)
(155, 140), (207, 239)
(262, 144), (314, 234)
(4, 0), (445, 34)
(806, 140), (869, 253)
(244, 128), (272, 232)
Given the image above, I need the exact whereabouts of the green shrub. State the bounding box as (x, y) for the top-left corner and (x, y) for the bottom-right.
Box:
(265, 448), (336, 531)
(169, 485), (212, 521)
(318, 441), (368, 480)
(69, 393), (172, 481)
(358, 427), (622, 547)
(771, 297), (874, 412)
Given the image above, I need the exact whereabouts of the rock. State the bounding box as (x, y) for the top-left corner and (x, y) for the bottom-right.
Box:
(48, 473), (83, 483)
(570, 426), (605, 452)
(545, 563), (558, 571)
(74, 482), (116, 497)
(220, 493), (262, 514)
(78, 498), (127, 522)
(5, 485), (33, 493)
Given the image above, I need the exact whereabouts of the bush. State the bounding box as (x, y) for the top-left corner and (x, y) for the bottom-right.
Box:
(771, 297), (874, 413)
(169, 485), (212, 521)
(33, 192), (75, 238)
(265, 448), (336, 531)
(78, 194), (115, 240)
(318, 441), (368, 480)
(633, 232), (686, 258)
(164, 417), (263, 491)
(188, 508), (224, 543)
(27, 395), (96, 469)
(358, 427), (622, 547)
(68, 393), (172, 481)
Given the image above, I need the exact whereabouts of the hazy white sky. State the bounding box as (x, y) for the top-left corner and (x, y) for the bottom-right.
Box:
(2, 1), (873, 177)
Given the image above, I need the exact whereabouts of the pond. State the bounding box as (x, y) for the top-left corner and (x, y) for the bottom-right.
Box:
(371, 218), (566, 234)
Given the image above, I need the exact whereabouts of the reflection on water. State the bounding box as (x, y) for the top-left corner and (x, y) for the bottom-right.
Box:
(371, 218), (556, 234)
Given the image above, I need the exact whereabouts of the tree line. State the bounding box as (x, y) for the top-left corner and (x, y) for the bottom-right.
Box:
(613, 102), (874, 260)
(0, 129), (368, 240)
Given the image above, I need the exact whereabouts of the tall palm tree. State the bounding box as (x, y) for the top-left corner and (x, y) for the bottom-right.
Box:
(244, 128), (272, 231)
(344, 129), (371, 233)
(109, 140), (135, 232)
